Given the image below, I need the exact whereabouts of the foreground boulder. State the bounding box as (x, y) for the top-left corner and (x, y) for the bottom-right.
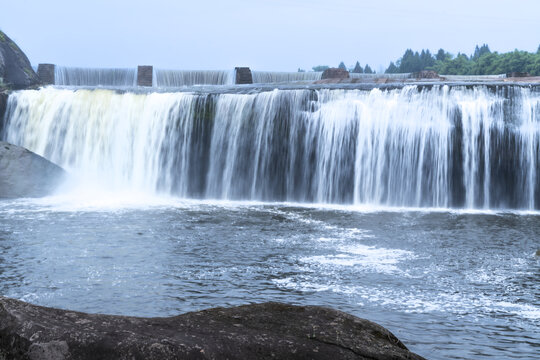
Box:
(0, 298), (426, 360)
(0, 31), (40, 89)
(0, 141), (65, 198)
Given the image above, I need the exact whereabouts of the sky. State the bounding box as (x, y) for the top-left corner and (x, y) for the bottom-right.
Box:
(1, 0), (539, 72)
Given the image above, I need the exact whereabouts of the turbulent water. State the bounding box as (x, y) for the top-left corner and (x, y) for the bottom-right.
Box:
(0, 198), (538, 360)
(1, 84), (539, 360)
(3, 85), (540, 209)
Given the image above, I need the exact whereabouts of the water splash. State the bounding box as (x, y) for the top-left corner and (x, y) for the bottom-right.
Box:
(3, 85), (540, 209)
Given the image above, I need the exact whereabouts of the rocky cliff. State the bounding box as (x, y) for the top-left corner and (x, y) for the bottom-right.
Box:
(0, 31), (40, 89)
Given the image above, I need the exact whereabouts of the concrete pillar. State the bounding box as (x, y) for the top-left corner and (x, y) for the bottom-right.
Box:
(137, 65), (153, 86)
(235, 67), (253, 84)
(37, 64), (55, 85)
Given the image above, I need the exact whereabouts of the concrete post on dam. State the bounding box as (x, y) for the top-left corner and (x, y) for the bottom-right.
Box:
(37, 64), (55, 85)
(137, 65), (153, 87)
(235, 67), (253, 84)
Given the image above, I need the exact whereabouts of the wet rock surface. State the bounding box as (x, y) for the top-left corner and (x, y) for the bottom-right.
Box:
(0, 31), (40, 89)
(0, 141), (65, 198)
(0, 297), (427, 360)
(321, 67), (350, 80)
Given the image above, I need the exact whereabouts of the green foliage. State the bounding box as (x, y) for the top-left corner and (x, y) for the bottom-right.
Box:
(312, 65), (329, 72)
(385, 45), (540, 76)
(297, 68), (305, 72)
(338, 61), (347, 70)
(352, 61), (363, 73)
(364, 64), (374, 74)
(473, 44), (491, 60)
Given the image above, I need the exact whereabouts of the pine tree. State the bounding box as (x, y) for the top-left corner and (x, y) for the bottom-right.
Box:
(352, 61), (363, 73)
(338, 61), (347, 70)
(385, 62), (398, 73)
(436, 49), (448, 61)
(364, 64), (373, 74)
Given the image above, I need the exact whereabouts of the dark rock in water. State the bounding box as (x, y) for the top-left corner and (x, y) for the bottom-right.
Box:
(0, 31), (41, 89)
(506, 72), (530, 78)
(321, 67), (350, 80)
(0, 92), (7, 133)
(0, 141), (65, 198)
(0, 297), (426, 360)
(410, 70), (439, 79)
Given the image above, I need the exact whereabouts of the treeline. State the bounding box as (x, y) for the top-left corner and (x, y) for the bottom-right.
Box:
(385, 44), (540, 75)
(300, 61), (376, 74)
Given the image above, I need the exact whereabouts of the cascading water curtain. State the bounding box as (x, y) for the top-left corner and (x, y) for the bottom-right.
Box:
(3, 86), (540, 209)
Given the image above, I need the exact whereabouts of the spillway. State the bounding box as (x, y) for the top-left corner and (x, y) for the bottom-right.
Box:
(154, 69), (234, 87)
(2, 85), (539, 209)
(252, 71), (322, 83)
(54, 66), (137, 86)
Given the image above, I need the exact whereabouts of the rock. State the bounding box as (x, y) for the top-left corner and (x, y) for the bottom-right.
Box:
(0, 92), (7, 133)
(0, 297), (427, 360)
(321, 67), (350, 80)
(506, 72), (530, 78)
(0, 141), (65, 198)
(0, 31), (41, 89)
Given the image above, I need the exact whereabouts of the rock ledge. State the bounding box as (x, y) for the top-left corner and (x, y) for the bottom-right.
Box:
(0, 297), (426, 360)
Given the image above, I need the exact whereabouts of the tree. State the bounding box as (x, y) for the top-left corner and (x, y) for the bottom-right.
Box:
(398, 49), (423, 72)
(537, 45), (540, 54)
(385, 62), (398, 73)
(473, 44), (491, 60)
(352, 61), (363, 73)
(364, 64), (374, 74)
(420, 49), (435, 69)
(297, 68), (305, 72)
(312, 65), (329, 72)
(338, 61), (347, 70)
(436, 49), (446, 61)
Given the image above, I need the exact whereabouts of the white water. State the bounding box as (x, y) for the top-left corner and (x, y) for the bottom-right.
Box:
(3, 85), (540, 209)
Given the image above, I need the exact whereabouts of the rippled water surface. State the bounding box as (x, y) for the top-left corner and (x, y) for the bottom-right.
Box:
(0, 197), (538, 360)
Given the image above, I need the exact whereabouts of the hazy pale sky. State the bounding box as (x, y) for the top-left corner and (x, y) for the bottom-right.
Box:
(1, 0), (539, 72)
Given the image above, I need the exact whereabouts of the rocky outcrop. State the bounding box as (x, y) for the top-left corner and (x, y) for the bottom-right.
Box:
(0, 31), (40, 89)
(321, 67), (350, 80)
(0, 141), (65, 198)
(0, 298), (427, 360)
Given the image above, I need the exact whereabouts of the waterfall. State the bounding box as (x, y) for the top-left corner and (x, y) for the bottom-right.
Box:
(251, 71), (322, 83)
(154, 69), (234, 87)
(54, 66), (137, 86)
(2, 85), (539, 209)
